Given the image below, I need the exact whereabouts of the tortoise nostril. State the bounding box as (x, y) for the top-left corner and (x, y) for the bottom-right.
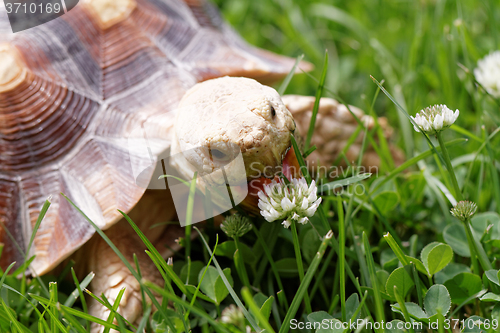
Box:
(271, 105), (276, 117)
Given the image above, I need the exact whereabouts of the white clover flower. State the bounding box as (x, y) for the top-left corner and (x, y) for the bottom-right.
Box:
(411, 104), (459, 134)
(258, 177), (322, 228)
(474, 51), (500, 98)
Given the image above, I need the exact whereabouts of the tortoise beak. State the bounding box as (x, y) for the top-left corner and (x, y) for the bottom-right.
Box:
(239, 145), (302, 215)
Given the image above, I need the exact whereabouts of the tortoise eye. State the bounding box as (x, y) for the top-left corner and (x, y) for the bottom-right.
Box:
(209, 148), (229, 161)
(271, 105), (276, 117)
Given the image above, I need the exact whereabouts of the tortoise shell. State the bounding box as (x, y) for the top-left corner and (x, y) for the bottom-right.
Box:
(0, 0), (302, 274)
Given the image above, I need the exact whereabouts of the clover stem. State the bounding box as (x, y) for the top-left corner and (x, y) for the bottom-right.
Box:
(463, 220), (480, 276)
(291, 222), (312, 314)
(435, 132), (463, 201)
(233, 236), (251, 290)
(436, 133), (483, 274)
(465, 218), (493, 272)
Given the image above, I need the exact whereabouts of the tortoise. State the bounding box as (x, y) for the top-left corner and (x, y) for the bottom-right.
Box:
(0, 0), (396, 329)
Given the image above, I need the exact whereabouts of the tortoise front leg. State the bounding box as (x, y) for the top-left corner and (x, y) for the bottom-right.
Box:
(87, 224), (163, 333)
(84, 190), (182, 333)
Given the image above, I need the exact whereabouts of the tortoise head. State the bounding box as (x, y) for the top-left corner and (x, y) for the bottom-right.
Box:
(170, 77), (301, 215)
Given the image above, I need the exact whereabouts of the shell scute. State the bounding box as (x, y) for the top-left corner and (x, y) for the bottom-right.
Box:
(0, 0), (302, 273)
(61, 139), (150, 225)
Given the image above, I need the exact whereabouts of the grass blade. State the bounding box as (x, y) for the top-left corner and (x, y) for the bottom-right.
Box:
(241, 287), (275, 333)
(290, 134), (311, 183)
(362, 232), (384, 332)
(338, 197), (346, 322)
(61, 194), (176, 331)
(102, 288), (125, 333)
(253, 226), (289, 311)
(450, 124), (482, 142)
(279, 230), (333, 333)
(27, 294), (68, 333)
(193, 226), (260, 331)
(25, 198), (51, 264)
(1, 283), (50, 332)
(57, 307), (87, 333)
(118, 210), (190, 297)
(370, 75), (446, 166)
(49, 282), (59, 333)
(305, 50), (328, 150)
(383, 233), (410, 266)
(136, 304), (151, 333)
(0, 297), (31, 333)
(65, 270), (93, 310)
(290, 222), (312, 314)
(57, 304), (134, 333)
(142, 281), (232, 333)
(371, 138), (467, 194)
(184, 172), (197, 259)
(393, 286), (415, 333)
(184, 235), (219, 321)
(278, 54), (304, 95)
(317, 173), (372, 193)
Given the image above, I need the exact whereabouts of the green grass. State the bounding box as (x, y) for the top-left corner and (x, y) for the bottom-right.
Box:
(2, 0), (500, 332)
